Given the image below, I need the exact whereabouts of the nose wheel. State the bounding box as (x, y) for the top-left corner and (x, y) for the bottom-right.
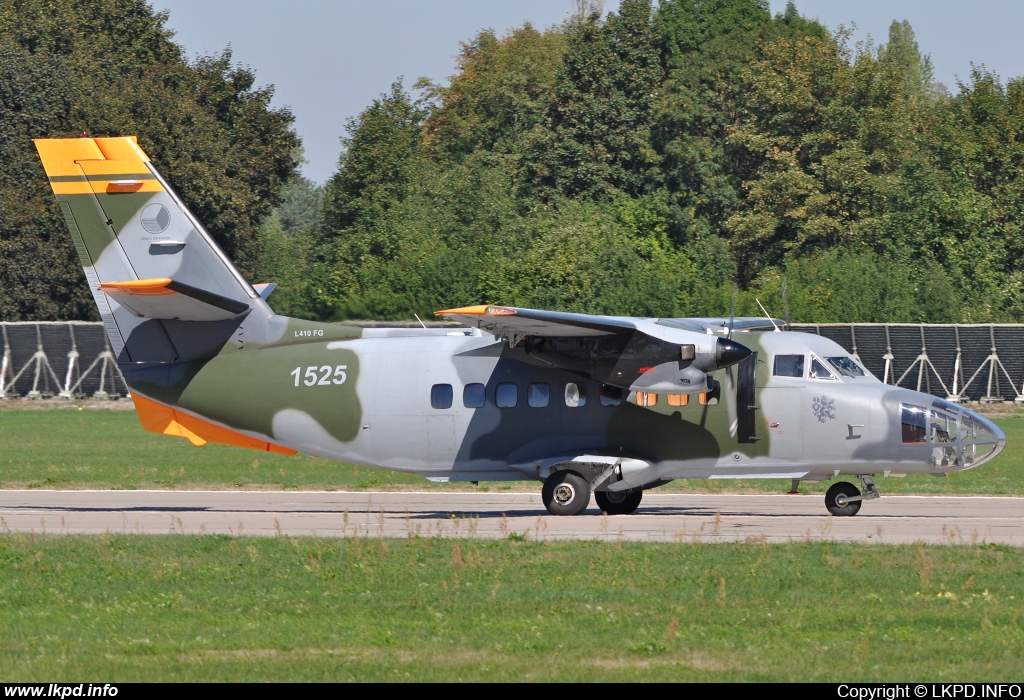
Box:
(824, 476), (880, 516)
(825, 482), (862, 516)
(542, 471), (591, 515)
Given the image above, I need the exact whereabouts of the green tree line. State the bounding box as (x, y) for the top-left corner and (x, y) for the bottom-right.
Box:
(4, 0), (1024, 324)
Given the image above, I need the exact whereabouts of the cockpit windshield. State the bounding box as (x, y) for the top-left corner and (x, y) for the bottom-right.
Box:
(827, 356), (866, 377)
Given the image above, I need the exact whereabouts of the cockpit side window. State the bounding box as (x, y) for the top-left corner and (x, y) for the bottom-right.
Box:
(827, 356), (866, 377)
(773, 354), (804, 378)
(809, 357), (837, 380)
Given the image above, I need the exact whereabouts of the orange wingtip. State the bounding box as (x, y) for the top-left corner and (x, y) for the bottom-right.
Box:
(131, 394), (297, 455)
(100, 278), (174, 297)
(435, 305), (517, 317)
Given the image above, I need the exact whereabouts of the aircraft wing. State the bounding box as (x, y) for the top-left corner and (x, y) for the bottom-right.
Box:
(436, 305), (636, 341)
(437, 304), (753, 394)
(659, 317), (785, 334)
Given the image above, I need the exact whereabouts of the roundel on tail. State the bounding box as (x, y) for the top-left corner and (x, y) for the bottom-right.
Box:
(140, 203), (171, 233)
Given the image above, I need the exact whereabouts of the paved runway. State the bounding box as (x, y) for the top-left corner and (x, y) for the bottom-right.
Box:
(2, 490), (1023, 544)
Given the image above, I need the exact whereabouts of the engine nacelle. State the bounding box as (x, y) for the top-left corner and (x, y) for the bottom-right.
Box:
(629, 362), (712, 394)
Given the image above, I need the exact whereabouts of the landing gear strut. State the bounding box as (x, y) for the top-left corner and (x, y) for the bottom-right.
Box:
(595, 489), (643, 515)
(824, 476), (880, 517)
(542, 470), (591, 516)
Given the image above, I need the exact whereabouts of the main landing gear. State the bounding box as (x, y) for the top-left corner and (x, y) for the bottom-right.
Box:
(595, 489), (643, 515)
(824, 475), (880, 517)
(541, 471), (644, 516)
(541, 470), (591, 516)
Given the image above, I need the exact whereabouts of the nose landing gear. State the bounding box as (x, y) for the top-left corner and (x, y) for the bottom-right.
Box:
(824, 475), (880, 516)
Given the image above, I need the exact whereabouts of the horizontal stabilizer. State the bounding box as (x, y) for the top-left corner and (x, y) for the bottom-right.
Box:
(100, 278), (251, 321)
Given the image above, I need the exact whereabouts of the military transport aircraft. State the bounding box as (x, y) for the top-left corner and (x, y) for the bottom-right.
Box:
(33, 136), (1006, 517)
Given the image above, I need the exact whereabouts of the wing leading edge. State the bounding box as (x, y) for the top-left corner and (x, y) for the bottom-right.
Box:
(437, 305), (636, 343)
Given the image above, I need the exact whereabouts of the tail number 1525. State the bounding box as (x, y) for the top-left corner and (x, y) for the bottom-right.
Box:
(290, 365), (348, 387)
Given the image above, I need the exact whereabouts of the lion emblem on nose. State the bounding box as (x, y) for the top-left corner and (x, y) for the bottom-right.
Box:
(812, 396), (836, 423)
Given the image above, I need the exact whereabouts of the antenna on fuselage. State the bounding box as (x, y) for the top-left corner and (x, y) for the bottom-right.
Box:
(727, 283), (737, 340)
(754, 298), (781, 332)
(781, 279), (791, 330)
(413, 313), (427, 329)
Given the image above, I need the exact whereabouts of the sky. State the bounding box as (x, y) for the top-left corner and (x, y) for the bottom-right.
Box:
(154, 0), (1024, 184)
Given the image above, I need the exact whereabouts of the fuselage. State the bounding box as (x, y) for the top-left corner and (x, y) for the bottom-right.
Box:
(122, 321), (1006, 485)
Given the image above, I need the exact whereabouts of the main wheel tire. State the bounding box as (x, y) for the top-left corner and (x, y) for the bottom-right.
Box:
(595, 489), (643, 515)
(825, 481), (862, 517)
(542, 471), (591, 516)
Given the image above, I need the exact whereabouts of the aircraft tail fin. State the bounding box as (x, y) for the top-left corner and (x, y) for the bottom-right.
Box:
(34, 136), (271, 363)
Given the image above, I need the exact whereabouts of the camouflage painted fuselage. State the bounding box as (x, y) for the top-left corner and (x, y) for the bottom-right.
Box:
(119, 318), (1004, 485)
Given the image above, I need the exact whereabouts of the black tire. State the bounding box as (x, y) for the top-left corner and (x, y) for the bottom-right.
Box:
(595, 489), (643, 515)
(542, 471), (591, 516)
(825, 481), (862, 517)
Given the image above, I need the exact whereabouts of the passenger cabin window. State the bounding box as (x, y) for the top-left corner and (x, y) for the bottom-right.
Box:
(528, 383), (550, 408)
(667, 394), (689, 406)
(463, 383), (485, 408)
(809, 357), (837, 380)
(635, 392), (657, 407)
(774, 354), (805, 377)
(827, 356), (866, 377)
(431, 384), (453, 409)
(496, 383), (517, 408)
(565, 383), (587, 408)
(901, 404), (927, 443)
(600, 385), (622, 407)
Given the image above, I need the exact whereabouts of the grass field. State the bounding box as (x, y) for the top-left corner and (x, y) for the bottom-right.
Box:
(2, 407), (1023, 682)
(1, 535), (1022, 681)
(1, 405), (1023, 495)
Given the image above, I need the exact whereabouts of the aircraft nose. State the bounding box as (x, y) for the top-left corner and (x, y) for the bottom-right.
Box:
(715, 337), (752, 369)
(961, 407), (1006, 468)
